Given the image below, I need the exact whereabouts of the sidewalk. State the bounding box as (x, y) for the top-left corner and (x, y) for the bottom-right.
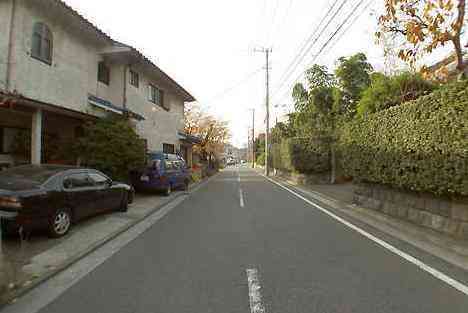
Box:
(270, 174), (468, 272)
(0, 178), (208, 305)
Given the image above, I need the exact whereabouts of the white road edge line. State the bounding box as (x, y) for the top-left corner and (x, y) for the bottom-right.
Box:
(240, 189), (245, 208)
(246, 268), (266, 313)
(261, 173), (468, 296)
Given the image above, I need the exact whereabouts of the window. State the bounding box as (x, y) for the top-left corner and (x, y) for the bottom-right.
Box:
(98, 61), (110, 85)
(89, 172), (109, 187)
(163, 143), (175, 154)
(31, 22), (53, 65)
(130, 70), (139, 88)
(148, 84), (164, 107)
(63, 173), (93, 189)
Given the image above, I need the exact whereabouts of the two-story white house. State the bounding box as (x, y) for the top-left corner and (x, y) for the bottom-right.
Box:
(0, 0), (198, 169)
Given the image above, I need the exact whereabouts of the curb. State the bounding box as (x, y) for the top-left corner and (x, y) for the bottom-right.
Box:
(0, 173), (217, 307)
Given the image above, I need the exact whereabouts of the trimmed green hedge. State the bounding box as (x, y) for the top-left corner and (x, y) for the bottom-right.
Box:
(339, 80), (468, 196)
(272, 137), (330, 174)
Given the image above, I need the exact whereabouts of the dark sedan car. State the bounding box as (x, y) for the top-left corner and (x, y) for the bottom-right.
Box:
(0, 165), (134, 238)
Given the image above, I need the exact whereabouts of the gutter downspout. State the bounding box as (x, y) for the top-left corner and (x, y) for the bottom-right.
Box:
(5, 0), (17, 92)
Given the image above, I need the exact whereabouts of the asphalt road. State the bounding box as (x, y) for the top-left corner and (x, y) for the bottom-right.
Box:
(24, 168), (468, 312)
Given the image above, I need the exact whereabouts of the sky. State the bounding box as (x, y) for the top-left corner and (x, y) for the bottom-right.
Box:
(63, 0), (457, 148)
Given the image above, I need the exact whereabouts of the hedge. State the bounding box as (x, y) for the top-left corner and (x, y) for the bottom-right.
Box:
(338, 79), (468, 196)
(272, 137), (330, 174)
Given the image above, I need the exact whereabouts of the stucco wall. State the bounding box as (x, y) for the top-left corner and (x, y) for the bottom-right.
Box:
(2, 0), (187, 153)
(0, 0), (13, 91)
(6, 0), (115, 115)
(125, 66), (185, 152)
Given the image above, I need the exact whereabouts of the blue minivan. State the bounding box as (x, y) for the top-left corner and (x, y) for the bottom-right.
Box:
(131, 152), (190, 196)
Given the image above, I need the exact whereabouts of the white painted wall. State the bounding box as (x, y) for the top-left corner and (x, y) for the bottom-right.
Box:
(1, 0), (188, 153)
(0, 0), (13, 91)
(125, 66), (186, 152)
(6, 0), (115, 114)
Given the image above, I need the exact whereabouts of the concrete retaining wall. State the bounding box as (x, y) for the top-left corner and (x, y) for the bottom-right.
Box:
(274, 169), (331, 185)
(353, 184), (468, 240)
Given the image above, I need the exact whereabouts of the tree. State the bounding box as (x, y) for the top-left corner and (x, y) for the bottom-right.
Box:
(334, 53), (374, 117)
(357, 71), (435, 116)
(75, 116), (146, 181)
(184, 103), (230, 164)
(376, 0), (466, 73)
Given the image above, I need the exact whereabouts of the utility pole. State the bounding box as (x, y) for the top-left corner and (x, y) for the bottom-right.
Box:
(250, 108), (255, 169)
(254, 47), (272, 176)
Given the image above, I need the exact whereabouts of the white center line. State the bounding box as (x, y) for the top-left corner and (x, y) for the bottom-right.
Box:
(246, 268), (266, 313)
(240, 189), (245, 208)
(261, 173), (468, 296)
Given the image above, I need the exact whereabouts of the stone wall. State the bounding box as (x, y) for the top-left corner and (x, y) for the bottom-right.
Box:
(353, 184), (468, 240)
(274, 169), (331, 185)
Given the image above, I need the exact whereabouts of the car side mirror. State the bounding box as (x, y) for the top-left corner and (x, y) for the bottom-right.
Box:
(106, 179), (113, 186)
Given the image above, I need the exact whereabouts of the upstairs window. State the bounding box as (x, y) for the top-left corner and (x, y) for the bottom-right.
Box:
(130, 70), (139, 88)
(31, 22), (53, 65)
(98, 61), (110, 85)
(148, 84), (164, 108)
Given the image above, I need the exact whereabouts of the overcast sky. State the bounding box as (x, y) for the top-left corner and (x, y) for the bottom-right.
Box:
(63, 0), (456, 148)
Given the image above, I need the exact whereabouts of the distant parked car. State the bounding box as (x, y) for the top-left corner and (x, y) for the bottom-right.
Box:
(131, 152), (190, 196)
(0, 165), (134, 238)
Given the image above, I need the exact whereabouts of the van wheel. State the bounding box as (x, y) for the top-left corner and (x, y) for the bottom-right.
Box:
(164, 184), (172, 196)
(48, 208), (72, 238)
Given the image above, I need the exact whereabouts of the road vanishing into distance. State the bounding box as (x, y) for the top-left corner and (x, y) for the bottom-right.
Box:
(4, 167), (468, 313)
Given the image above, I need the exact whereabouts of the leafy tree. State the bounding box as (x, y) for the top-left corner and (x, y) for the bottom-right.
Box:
(75, 116), (146, 181)
(357, 71), (436, 116)
(376, 0), (466, 73)
(185, 103), (230, 163)
(334, 53), (374, 117)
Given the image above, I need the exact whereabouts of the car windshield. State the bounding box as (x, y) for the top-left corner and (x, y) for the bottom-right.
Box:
(1, 165), (63, 184)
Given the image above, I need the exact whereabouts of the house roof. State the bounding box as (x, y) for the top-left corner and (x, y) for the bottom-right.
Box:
(52, 0), (196, 102)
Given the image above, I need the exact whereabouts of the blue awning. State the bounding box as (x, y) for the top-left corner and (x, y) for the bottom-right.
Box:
(88, 95), (145, 121)
(178, 131), (202, 144)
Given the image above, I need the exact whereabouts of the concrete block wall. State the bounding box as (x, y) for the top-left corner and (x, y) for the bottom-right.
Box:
(353, 184), (468, 240)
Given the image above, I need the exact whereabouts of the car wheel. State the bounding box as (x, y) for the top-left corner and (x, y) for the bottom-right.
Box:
(118, 192), (129, 212)
(164, 184), (172, 196)
(48, 209), (72, 238)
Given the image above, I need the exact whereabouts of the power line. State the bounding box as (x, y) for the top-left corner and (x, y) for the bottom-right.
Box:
(323, 0), (373, 55)
(273, 0), (346, 98)
(274, 0), (368, 104)
(202, 67), (263, 107)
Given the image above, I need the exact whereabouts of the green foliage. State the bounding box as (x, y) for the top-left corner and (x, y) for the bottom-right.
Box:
(256, 152), (265, 166)
(339, 79), (468, 196)
(335, 53), (373, 116)
(357, 72), (436, 116)
(75, 116), (146, 181)
(272, 137), (330, 174)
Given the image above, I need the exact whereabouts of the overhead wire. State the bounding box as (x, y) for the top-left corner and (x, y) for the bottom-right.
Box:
(201, 67), (263, 108)
(274, 0), (369, 105)
(273, 0), (346, 98)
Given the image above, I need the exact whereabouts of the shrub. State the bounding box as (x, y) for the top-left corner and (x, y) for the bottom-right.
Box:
(272, 137), (330, 174)
(357, 72), (435, 116)
(339, 79), (468, 196)
(75, 116), (146, 181)
(256, 152), (266, 166)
